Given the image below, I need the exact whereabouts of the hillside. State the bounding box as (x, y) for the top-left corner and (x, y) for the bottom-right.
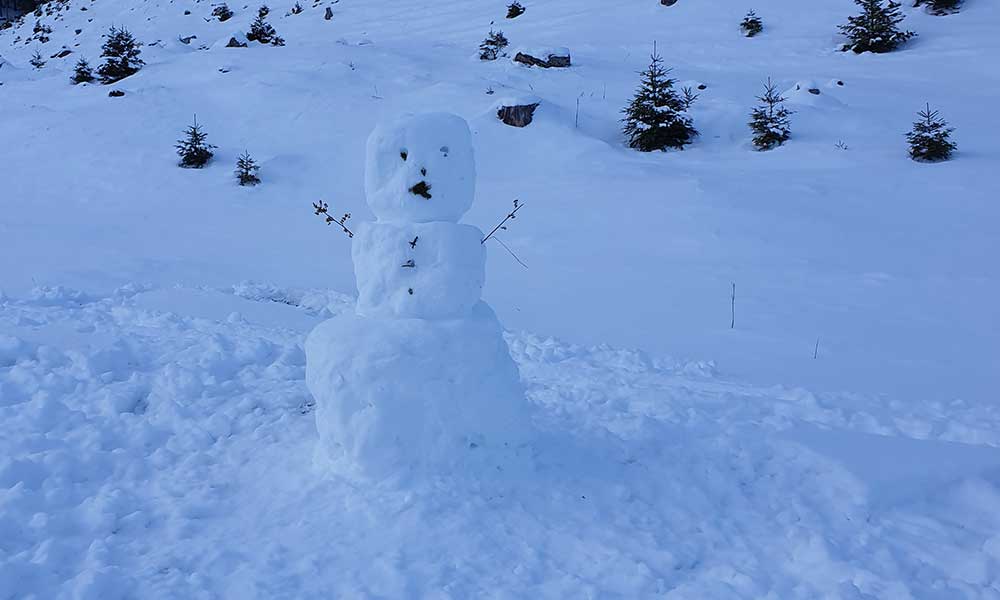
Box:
(2, 0), (999, 597)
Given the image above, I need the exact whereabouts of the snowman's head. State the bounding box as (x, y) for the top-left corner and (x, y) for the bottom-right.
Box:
(364, 112), (476, 223)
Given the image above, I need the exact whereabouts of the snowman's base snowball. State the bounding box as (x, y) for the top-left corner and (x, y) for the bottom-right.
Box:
(305, 302), (529, 480)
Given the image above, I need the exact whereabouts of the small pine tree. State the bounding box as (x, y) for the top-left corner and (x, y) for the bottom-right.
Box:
(29, 49), (45, 69)
(622, 51), (697, 151)
(175, 116), (217, 168)
(906, 104), (956, 162)
(290, 2), (303, 14)
(839, 0), (915, 54)
(748, 78), (793, 150)
(914, 0), (961, 15)
(740, 10), (763, 37)
(71, 57), (94, 83)
(247, 5), (285, 46)
(235, 151), (261, 186)
(212, 3), (234, 21)
(97, 26), (145, 84)
(479, 29), (509, 61)
(506, 1), (526, 19)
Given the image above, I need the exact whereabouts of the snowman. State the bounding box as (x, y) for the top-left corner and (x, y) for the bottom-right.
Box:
(305, 113), (528, 480)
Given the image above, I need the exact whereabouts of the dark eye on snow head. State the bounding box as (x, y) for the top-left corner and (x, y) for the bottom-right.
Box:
(400, 150), (408, 161)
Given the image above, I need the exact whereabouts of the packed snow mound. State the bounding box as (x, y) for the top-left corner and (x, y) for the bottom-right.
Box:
(783, 79), (846, 107)
(353, 221), (486, 320)
(305, 302), (527, 480)
(364, 112), (476, 223)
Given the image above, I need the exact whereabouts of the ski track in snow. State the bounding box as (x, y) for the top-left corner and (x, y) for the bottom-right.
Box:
(2, 284), (1000, 598)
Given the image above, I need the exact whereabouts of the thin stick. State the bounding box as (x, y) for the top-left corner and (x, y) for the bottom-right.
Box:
(491, 236), (528, 269)
(813, 337), (819, 359)
(730, 282), (735, 329)
(482, 200), (523, 244)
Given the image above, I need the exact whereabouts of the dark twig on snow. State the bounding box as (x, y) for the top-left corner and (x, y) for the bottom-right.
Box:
(491, 236), (528, 269)
(731, 282), (736, 329)
(482, 199), (523, 244)
(312, 201), (354, 238)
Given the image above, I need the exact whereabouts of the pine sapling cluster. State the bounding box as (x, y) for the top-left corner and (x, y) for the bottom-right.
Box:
(479, 29), (509, 61)
(740, 10), (763, 37)
(906, 104), (956, 162)
(212, 3), (234, 22)
(29, 50), (45, 69)
(506, 1), (526, 19)
(290, 2), (304, 14)
(97, 26), (145, 84)
(175, 116), (217, 168)
(71, 57), (94, 83)
(247, 5), (285, 46)
(839, 0), (915, 54)
(235, 151), (261, 186)
(748, 78), (793, 150)
(622, 51), (698, 152)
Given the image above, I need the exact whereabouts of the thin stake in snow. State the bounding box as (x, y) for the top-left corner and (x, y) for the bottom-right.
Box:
(814, 337), (820, 359)
(312, 201), (354, 238)
(731, 282), (736, 329)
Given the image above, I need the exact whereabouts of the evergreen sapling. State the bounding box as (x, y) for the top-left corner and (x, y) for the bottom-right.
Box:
(839, 0), (915, 54)
(622, 50), (697, 151)
(748, 78), (793, 150)
(741, 10), (763, 37)
(212, 3), (234, 22)
(906, 104), (956, 162)
(247, 5), (285, 46)
(479, 29), (509, 61)
(235, 151), (261, 186)
(914, 0), (961, 15)
(97, 26), (145, 84)
(175, 116), (217, 168)
(506, 2), (526, 19)
(29, 49), (45, 69)
(71, 57), (94, 83)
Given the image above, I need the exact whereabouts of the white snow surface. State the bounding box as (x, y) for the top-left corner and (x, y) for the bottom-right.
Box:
(2, 0), (1000, 597)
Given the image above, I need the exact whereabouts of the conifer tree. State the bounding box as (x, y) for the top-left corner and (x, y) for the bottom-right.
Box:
(97, 26), (145, 84)
(29, 49), (45, 69)
(175, 116), (217, 168)
(740, 10), (763, 37)
(622, 50), (697, 151)
(914, 0), (960, 15)
(247, 5), (285, 46)
(290, 2), (304, 14)
(212, 3), (234, 22)
(506, 1), (525, 19)
(71, 57), (94, 83)
(235, 151), (261, 186)
(479, 29), (509, 61)
(906, 104), (956, 162)
(839, 0), (915, 54)
(748, 78), (793, 150)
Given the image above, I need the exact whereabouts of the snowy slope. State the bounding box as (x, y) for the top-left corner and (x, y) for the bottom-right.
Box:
(2, 0), (1000, 597)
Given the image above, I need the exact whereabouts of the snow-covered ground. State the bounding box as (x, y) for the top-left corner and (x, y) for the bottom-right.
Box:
(2, 0), (999, 597)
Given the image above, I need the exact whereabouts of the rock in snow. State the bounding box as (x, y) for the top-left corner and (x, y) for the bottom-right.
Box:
(513, 47), (571, 68)
(306, 113), (528, 480)
(496, 97), (541, 127)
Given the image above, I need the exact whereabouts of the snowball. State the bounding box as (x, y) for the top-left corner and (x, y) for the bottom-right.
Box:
(364, 113), (476, 223)
(353, 221), (485, 320)
(305, 303), (527, 480)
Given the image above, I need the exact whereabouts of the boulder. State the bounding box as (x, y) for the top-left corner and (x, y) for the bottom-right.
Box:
(496, 100), (540, 127)
(660, 0), (678, 5)
(513, 46), (571, 68)
(223, 32), (248, 48)
(325, 7), (333, 20)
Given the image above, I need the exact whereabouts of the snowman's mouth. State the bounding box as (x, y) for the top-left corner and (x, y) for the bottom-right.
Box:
(409, 181), (432, 199)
